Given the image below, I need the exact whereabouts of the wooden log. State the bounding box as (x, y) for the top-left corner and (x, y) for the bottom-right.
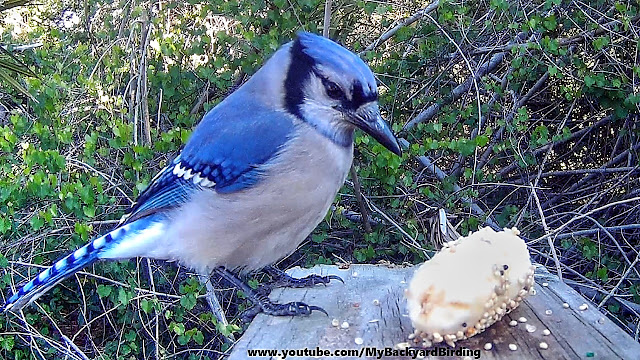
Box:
(227, 264), (640, 359)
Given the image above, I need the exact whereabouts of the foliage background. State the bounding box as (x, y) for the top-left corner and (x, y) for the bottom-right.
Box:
(0, 0), (639, 358)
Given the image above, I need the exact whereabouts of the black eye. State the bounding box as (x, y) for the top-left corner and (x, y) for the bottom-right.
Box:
(325, 81), (344, 100)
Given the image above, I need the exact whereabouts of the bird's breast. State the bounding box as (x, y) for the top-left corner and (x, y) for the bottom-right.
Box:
(162, 125), (354, 273)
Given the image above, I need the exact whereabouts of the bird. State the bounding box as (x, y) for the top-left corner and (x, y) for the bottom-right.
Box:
(2, 31), (401, 316)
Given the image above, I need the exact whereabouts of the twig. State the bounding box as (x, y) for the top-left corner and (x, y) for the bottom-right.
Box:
(542, 140), (640, 208)
(598, 252), (640, 309)
(2, 42), (43, 52)
(66, 158), (133, 203)
(498, 115), (616, 177)
(477, 71), (549, 170)
(349, 166), (372, 233)
(190, 81), (215, 115)
(401, 138), (500, 229)
(403, 31), (530, 131)
(361, 1), (440, 53)
(322, 0), (332, 37)
(531, 183), (562, 280)
(555, 224), (640, 239)
(530, 196), (640, 245)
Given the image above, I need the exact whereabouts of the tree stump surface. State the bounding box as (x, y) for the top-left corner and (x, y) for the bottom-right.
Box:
(227, 264), (640, 359)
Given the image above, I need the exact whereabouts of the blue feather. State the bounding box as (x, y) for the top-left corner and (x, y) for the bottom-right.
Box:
(2, 216), (161, 312)
(121, 95), (295, 223)
(181, 96), (295, 192)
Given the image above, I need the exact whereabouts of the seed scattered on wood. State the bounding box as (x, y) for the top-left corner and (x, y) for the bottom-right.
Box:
(542, 282), (549, 287)
(484, 342), (493, 350)
(368, 319), (379, 323)
(545, 309), (553, 315)
(539, 342), (549, 350)
(518, 316), (527, 323)
(526, 324), (537, 333)
(509, 343), (518, 351)
(341, 321), (350, 329)
(372, 299), (380, 306)
(509, 320), (518, 326)
(331, 319), (339, 327)
(579, 304), (588, 311)
(355, 337), (363, 345)
(542, 329), (551, 336)
(598, 317), (605, 324)
(562, 302), (570, 309)
(408, 333), (416, 340)
(395, 342), (410, 350)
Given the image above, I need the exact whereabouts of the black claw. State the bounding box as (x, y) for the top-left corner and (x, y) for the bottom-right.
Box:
(308, 305), (329, 316)
(326, 275), (345, 284)
(214, 267), (329, 319)
(260, 301), (328, 317)
(266, 269), (345, 289)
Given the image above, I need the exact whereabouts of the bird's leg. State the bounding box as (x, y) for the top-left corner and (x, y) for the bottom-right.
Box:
(213, 267), (328, 321)
(197, 273), (236, 343)
(263, 266), (344, 289)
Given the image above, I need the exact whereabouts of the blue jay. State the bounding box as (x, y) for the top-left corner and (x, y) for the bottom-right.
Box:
(2, 32), (401, 316)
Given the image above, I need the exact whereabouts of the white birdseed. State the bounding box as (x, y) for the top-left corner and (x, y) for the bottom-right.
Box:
(484, 342), (493, 350)
(539, 342), (549, 350)
(563, 302), (570, 309)
(352, 272), (358, 277)
(579, 303), (588, 311)
(509, 320), (518, 326)
(526, 324), (537, 333)
(542, 329), (551, 336)
(372, 299), (380, 306)
(355, 337), (363, 345)
(545, 309), (553, 315)
(509, 343), (518, 351)
(542, 282), (549, 287)
(331, 319), (340, 327)
(518, 316), (527, 323)
(341, 321), (350, 329)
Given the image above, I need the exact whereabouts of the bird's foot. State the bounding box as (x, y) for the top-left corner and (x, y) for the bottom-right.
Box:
(264, 266), (344, 288)
(214, 267), (329, 322)
(241, 300), (328, 322)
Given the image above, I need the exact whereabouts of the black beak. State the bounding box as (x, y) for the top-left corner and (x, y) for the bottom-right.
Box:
(349, 103), (402, 156)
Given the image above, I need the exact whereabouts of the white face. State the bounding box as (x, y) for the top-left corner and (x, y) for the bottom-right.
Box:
(298, 71), (351, 130)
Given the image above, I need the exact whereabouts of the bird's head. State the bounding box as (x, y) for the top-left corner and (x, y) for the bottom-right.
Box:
(278, 32), (401, 156)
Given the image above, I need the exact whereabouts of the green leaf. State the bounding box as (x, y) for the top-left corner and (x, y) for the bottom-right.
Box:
(97, 285), (112, 298)
(170, 322), (185, 336)
(140, 299), (153, 313)
(192, 330), (204, 345)
(596, 267), (608, 282)
(180, 293), (197, 310)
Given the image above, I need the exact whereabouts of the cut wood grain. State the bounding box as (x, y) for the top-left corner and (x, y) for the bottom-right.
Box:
(227, 264), (640, 359)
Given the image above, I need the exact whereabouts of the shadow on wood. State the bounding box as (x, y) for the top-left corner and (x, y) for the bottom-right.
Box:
(227, 264), (640, 359)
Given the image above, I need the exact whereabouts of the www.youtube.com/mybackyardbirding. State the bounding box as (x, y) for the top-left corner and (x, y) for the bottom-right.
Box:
(2, 31), (401, 317)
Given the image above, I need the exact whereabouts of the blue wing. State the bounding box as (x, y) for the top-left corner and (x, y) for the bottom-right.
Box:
(121, 97), (295, 225)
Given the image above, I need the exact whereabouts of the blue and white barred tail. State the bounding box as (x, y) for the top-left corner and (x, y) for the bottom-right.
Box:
(1, 215), (164, 312)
